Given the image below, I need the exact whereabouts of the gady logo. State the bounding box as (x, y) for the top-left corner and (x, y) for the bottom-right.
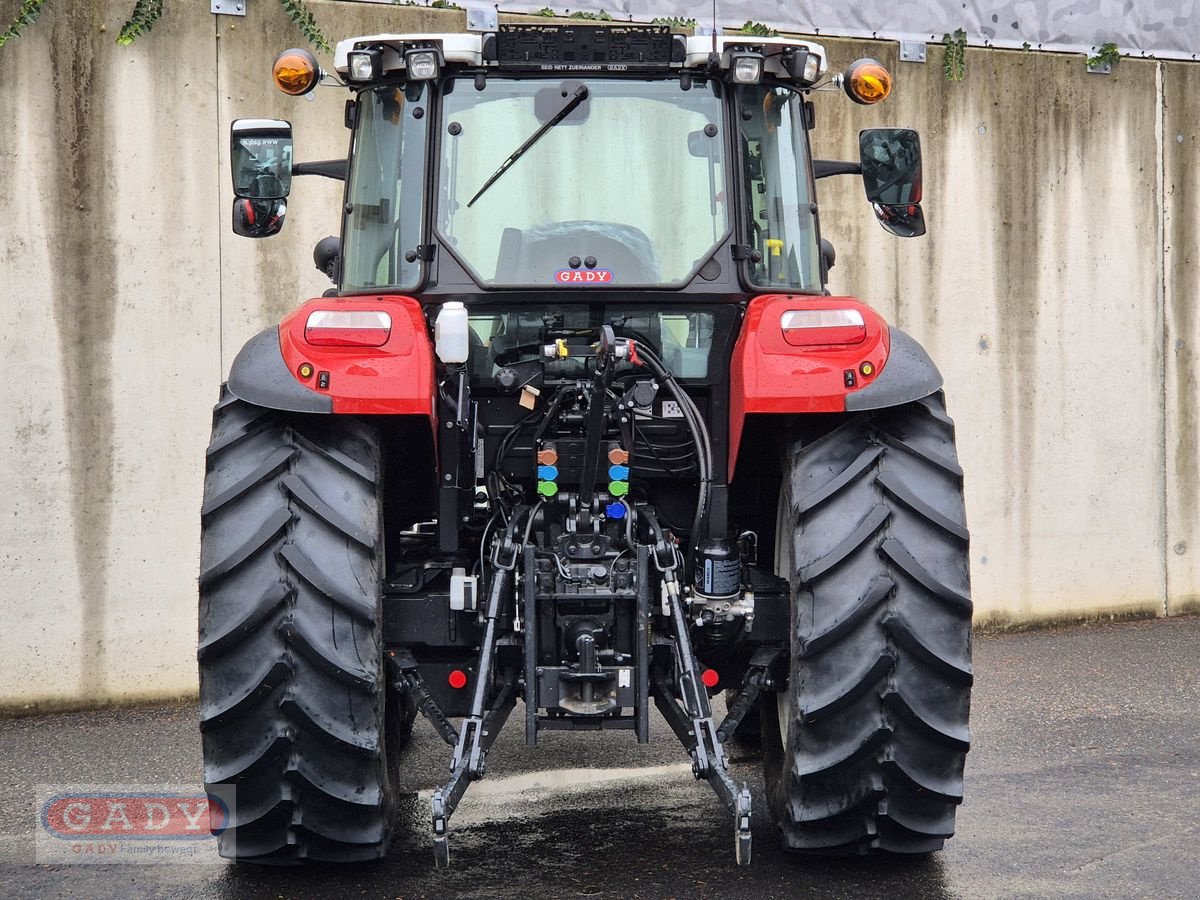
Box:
(41, 792), (230, 840)
(554, 269), (614, 285)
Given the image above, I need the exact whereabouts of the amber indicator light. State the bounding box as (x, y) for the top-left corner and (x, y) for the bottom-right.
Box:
(273, 48), (320, 96)
(844, 58), (893, 105)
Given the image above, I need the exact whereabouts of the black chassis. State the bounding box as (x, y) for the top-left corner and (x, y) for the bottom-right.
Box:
(377, 301), (790, 867)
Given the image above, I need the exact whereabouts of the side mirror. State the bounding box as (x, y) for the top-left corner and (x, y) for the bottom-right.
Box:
(231, 118), (293, 200)
(859, 127), (925, 237)
(232, 198), (286, 238)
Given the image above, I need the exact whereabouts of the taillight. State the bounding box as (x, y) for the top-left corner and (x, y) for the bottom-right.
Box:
(780, 308), (866, 347)
(304, 310), (392, 347)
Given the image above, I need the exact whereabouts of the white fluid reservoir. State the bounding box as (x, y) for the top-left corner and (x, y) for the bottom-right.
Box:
(435, 301), (470, 364)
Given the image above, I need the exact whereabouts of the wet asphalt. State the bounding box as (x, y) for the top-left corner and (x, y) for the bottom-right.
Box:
(0, 616), (1197, 899)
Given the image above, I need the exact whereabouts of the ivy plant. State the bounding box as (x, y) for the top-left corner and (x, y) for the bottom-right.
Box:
(1, 0), (334, 53)
(0, 0), (47, 50)
(116, 0), (162, 46)
(1087, 42), (1120, 68)
(942, 27), (966, 81)
(739, 20), (778, 37)
(279, 0), (331, 53)
(651, 17), (697, 28)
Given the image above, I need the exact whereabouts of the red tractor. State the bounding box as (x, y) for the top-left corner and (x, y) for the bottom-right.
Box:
(201, 25), (970, 868)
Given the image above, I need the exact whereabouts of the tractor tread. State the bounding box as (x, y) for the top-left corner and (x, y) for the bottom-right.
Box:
(876, 430), (963, 478)
(876, 469), (969, 542)
(198, 508), (292, 588)
(201, 446), (296, 518)
(798, 576), (893, 658)
(882, 611), (974, 685)
(879, 537), (973, 615)
(276, 618), (375, 690)
(280, 692), (380, 755)
(198, 581), (291, 661)
(199, 656), (292, 730)
(279, 472), (375, 548)
(279, 544), (377, 624)
(882, 688), (971, 750)
(203, 730), (293, 785)
(800, 651), (896, 723)
(794, 445), (884, 514)
(799, 504), (890, 582)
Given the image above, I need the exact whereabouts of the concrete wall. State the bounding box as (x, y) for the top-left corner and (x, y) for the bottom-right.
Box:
(0, 0), (1195, 709)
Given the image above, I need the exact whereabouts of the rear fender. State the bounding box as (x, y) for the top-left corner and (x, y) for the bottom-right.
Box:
(728, 294), (941, 479)
(227, 295), (436, 416)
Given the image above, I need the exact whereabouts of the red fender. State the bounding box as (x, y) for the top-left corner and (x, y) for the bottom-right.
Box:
(278, 295), (436, 416)
(728, 295), (890, 480)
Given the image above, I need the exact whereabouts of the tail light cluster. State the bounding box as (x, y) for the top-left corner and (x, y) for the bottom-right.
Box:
(779, 308), (866, 347)
(304, 310), (392, 347)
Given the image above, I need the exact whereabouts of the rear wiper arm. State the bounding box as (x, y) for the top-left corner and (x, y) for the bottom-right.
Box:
(466, 85), (589, 208)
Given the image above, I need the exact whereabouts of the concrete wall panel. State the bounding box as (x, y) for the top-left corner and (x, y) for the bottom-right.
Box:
(0, 18), (85, 701)
(0, 2), (221, 707)
(1164, 62), (1200, 616)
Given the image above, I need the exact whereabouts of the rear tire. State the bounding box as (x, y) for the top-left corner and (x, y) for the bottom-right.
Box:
(762, 392), (972, 854)
(198, 388), (412, 862)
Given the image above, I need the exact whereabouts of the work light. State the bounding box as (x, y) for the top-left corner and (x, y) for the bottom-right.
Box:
(347, 49), (382, 83)
(406, 48), (441, 80)
(729, 51), (764, 85)
(785, 48), (822, 85)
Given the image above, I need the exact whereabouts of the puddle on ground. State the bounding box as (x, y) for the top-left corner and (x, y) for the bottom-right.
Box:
(417, 763), (693, 826)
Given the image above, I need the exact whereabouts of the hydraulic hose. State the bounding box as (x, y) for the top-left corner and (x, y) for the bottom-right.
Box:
(630, 342), (713, 575)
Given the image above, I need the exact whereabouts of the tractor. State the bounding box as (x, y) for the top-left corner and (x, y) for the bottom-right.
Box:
(200, 23), (971, 868)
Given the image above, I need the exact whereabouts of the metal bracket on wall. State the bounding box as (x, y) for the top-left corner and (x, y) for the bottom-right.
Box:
(899, 41), (927, 63)
(466, 4), (498, 32)
(211, 0), (246, 16)
(1086, 61), (1113, 74)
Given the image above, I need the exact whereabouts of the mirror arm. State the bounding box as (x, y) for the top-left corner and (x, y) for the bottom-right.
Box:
(813, 159), (863, 179)
(291, 159), (349, 182)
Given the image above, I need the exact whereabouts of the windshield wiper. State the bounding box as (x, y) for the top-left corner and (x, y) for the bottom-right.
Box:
(466, 85), (589, 208)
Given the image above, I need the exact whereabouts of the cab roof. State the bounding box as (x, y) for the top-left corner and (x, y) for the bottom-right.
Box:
(332, 30), (829, 82)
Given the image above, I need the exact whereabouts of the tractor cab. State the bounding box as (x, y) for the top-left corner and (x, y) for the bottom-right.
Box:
(234, 27), (923, 296)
